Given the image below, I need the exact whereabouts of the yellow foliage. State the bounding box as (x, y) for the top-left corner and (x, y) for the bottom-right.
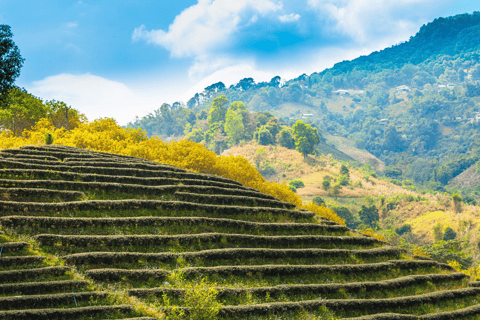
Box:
(448, 260), (480, 281)
(411, 246), (431, 258)
(0, 118), (346, 225)
(358, 227), (386, 242)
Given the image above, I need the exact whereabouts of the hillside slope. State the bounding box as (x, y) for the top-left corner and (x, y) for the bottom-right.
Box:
(449, 164), (480, 189)
(1, 145), (480, 319)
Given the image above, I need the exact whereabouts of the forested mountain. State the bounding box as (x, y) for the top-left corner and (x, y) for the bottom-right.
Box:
(127, 11), (480, 199)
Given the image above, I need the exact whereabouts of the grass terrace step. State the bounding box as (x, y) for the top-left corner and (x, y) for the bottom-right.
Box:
(34, 233), (373, 252)
(175, 191), (295, 209)
(0, 280), (90, 295)
(0, 187), (85, 202)
(343, 304), (480, 319)
(0, 304), (134, 320)
(3, 216), (348, 236)
(86, 260), (454, 283)
(63, 247), (401, 267)
(0, 256), (46, 268)
(0, 200), (313, 221)
(0, 179), (274, 201)
(128, 272), (468, 300)
(215, 287), (480, 318)
(0, 291), (109, 310)
(0, 169), (250, 190)
(0, 242), (29, 253)
(0, 266), (71, 283)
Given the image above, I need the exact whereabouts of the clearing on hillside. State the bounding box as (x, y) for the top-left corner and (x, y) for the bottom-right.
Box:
(0, 145), (479, 319)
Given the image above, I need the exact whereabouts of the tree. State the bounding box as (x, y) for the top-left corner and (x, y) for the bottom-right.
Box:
(443, 226), (456, 241)
(254, 126), (274, 145)
(277, 127), (295, 149)
(358, 205), (380, 228)
(340, 164), (349, 176)
(292, 120), (320, 158)
(0, 25), (25, 94)
(224, 108), (244, 145)
(0, 87), (48, 136)
(207, 95), (229, 126)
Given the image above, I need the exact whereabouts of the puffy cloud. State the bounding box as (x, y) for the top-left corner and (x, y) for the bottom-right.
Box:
(132, 0), (282, 58)
(27, 73), (182, 125)
(306, 0), (449, 44)
(279, 13), (301, 23)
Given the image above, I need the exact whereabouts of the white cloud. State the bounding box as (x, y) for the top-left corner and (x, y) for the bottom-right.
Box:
(65, 22), (78, 28)
(306, 0), (443, 44)
(279, 13), (300, 23)
(132, 0), (283, 58)
(27, 73), (182, 126)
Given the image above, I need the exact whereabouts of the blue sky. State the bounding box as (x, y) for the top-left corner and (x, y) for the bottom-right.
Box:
(1, 0), (479, 125)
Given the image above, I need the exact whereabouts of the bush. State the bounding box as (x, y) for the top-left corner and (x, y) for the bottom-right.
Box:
(322, 179), (331, 191)
(340, 164), (349, 176)
(312, 196), (325, 206)
(338, 175), (349, 186)
(331, 206), (356, 228)
(44, 132), (54, 145)
(288, 179), (305, 188)
(443, 226), (457, 241)
(395, 224), (412, 236)
(358, 205), (379, 229)
(288, 185), (297, 193)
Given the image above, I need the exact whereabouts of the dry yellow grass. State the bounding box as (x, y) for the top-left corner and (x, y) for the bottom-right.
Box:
(223, 142), (413, 203)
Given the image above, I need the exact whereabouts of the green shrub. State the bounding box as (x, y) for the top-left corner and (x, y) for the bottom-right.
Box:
(44, 132), (54, 145)
(395, 224), (412, 236)
(312, 196), (325, 206)
(443, 226), (457, 241)
(338, 175), (349, 186)
(322, 179), (331, 191)
(340, 164), (350, 176)
(288, 185), (297, 193)
(288, 179), (305, 188)
(358, 205), (379, 229)
(331, 206), (356, 228)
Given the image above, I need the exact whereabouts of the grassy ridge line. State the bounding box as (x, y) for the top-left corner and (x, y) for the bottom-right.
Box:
(62, 247), (401, 265)
(0, 256), (45, 267)
(2, 215), (342, 232)
(0, 242), (28, 252)
(0, 266), (70, 283)
(0, 200), (314, 219)
(0, 178), (274, 201)
(128, 272), (468, 298)
(2, 155), (186, 173)
(21, 145), (161, 164)
(175, 191), (295, 209)
(7, 155), (60, 161)
(343, 304), (480, 319)
(0, 304), (133, 320)
(0, 187), (85, 201)
(0, 169), (251, 191)
(34, 233), (374, 248)
(0, 280), (90, 295)
(0, 291), (109, 310)
(212, 288), (480, 317)
(86, 260), (455, 281)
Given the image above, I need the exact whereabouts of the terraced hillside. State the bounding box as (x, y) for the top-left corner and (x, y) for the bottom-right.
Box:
(0, 145), (480, 319)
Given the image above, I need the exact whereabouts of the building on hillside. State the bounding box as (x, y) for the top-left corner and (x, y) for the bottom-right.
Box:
(335, 90), (349, 95)
(438, 84), (446, 89)
(396, 85), (410, 92)
(302, 114), (314, 119)
(447, 84), (455, 89)
(380, 119), (388, 126)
